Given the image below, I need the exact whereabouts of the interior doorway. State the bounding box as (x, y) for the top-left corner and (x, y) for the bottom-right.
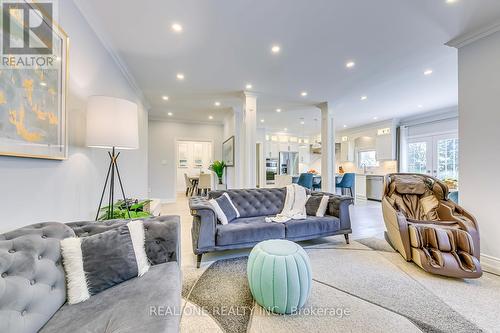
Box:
(176, 140), (213, 193)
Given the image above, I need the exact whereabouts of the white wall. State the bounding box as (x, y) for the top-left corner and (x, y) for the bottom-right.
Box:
(149, 120), (223, 202)
(458, 30), (500, 262)
(0, 0), (149, 232)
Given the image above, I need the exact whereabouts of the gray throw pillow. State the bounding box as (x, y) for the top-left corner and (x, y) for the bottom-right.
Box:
(209, 192), (240, 225)
(60, 220), (150, 304)
(306, 195), (329, 217)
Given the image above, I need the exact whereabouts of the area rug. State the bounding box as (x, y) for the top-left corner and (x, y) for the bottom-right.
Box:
(181, 239), (487, 333)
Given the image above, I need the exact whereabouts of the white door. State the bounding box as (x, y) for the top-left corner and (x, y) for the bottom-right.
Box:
(406, 133), (458, 180)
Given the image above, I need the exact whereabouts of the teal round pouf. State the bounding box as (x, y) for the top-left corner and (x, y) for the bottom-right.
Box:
(247, 239), (312, 314)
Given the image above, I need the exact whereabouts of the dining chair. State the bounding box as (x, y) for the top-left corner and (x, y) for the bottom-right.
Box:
(312, 176), (322, 191)
(297, 173), (314, 190)
(336, 173), (355, 197)
(197, 173), (212, 196)
(184, 173), (195, 196)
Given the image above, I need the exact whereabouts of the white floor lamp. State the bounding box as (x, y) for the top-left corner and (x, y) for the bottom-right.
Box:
(86, 96), (139, 220)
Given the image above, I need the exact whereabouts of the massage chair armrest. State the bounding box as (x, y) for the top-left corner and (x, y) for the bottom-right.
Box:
(381, 198), (412, 260)
(189, 197), (217, 253)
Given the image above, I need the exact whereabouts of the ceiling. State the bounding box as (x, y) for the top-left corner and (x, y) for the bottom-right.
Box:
(74, 0), (500, 134)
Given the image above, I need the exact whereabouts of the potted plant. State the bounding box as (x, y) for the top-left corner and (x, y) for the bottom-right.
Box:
(209, 160), (226, 185)
(98, 199), (153, 221)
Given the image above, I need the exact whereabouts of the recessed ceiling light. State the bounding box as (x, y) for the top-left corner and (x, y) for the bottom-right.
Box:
(346, 61), (355, 68)
(260, 119), (265, 123)
(167, 112), (173, 116)
(176, 73), (185, 80)
(284, 128), (288, 131)
(361, 96), (367, 101)
(162, 95), (169, 101)
(300, 121), (305, 125)
(417, 104), (423, 108)
(446, 0), (457, 3)
(39, 81), (47, 87)
(373, 116), (378, 120)
(171, 23), (183, 32)
(276, 108), (282, 113)
(214, 101), (221, 107)
(300, 91), (308, 97)
(271, 45), (281, 54)
(208, 115), (213, 120)
(246, 83), (253, 89)
(343, 124), (348, 128)
(424, 69), (433, 76)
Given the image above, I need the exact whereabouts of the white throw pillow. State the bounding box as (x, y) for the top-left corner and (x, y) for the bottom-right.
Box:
(316, 195), (329, 217)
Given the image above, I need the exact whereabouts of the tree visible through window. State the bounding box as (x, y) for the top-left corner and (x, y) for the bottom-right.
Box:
(358, 150), (378, 168)
(408, 142), (427, 174)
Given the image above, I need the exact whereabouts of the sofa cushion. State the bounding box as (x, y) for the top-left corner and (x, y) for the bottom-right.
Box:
(216, 217), (285, 246)
(0, 223), (74, 333)
(209, 192), (240, 225)
(285, 216), (340, 239)
(211, 188), (286, 218)
(40, 262), (181, 333)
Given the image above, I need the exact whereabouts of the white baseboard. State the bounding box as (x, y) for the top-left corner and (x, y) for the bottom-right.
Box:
(481, 254), (500, 275)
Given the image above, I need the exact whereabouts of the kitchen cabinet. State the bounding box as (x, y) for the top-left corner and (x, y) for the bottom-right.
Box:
(265, 142), (279, 158)
(366, 175), (384, 201)
(340, 141), (355, 162)
(355, 174), (367, 201)
(289, 143), (299, 153)
(375, 134), (395, 160)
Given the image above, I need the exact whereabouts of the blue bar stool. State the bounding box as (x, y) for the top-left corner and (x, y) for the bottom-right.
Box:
(336, 173), (355, 197)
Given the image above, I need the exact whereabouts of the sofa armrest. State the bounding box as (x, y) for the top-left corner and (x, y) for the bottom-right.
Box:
(67, 215), (181, 265)
(326, 195), (354, 230)
(189, 197), (217, 254)
(143, 216), (180, 265)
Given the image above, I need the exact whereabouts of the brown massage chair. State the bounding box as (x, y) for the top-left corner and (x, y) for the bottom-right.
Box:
(382, 173), (482, 278)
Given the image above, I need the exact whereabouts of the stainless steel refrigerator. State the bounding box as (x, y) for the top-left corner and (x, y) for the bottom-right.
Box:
(279, 152), (299, 176)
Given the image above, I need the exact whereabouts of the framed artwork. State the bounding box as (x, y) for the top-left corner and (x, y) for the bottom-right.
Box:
(0, 2), (68, 160)
(223, 136), (235, 167)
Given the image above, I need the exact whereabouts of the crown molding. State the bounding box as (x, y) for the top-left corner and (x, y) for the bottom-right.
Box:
(73, 1), (150, 110)
(446, 20), (500, 49)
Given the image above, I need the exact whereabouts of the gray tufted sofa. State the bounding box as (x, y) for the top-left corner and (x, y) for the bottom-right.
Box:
(0, 216), (181, 333)
(189, 188), (353, 267)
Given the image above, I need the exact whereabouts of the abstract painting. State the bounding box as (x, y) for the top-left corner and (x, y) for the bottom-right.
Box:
(0, 2), (68, 160)
(223, 136), (234, 166)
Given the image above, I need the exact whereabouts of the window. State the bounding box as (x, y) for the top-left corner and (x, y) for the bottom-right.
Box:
(358, 150), (378, 168)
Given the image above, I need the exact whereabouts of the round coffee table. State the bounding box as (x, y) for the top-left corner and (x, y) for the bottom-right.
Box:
(247, 239), (312, 314)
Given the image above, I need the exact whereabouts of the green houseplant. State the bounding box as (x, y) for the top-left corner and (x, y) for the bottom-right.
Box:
(209, 160), (226, 184)
(98, 199), (152, 221)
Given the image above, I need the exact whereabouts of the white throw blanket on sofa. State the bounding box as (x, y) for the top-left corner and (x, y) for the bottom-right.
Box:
(265, 184), (308, 223)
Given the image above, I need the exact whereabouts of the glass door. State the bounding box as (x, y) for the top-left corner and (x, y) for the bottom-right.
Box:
(435, 134), (459, 180)
(405, 133), (459, 181)
(407, 137), (433, 175)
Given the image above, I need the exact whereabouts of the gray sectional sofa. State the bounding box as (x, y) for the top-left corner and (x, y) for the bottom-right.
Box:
(0, 216), (181, 333)
(189, 188), (353, 267)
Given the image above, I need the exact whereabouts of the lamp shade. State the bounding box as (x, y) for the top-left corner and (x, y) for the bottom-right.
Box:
(86, 96), (139, 150)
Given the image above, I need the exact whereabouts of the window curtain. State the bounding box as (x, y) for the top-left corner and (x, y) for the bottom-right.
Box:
(398, 125), (409, 172)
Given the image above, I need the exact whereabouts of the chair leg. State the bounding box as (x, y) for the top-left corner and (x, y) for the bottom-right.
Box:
(349, 187), (353, 197)
(344, 234), (350, 244)
(196, 254), (203, 268)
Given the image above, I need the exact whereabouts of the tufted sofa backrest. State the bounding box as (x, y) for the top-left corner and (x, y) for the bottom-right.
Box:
(67, 216), (180, 264)
(0, 222), (75, 333)
(210, 188), (286, 218)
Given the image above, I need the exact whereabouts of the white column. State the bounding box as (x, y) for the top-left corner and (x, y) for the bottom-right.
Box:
(242, 92), (257, 188)
(317, 102), (336, 193)
(230, 106), (244, 189)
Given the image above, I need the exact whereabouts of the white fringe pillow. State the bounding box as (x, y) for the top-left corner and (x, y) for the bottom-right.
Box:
(60, 220), (150, 304)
